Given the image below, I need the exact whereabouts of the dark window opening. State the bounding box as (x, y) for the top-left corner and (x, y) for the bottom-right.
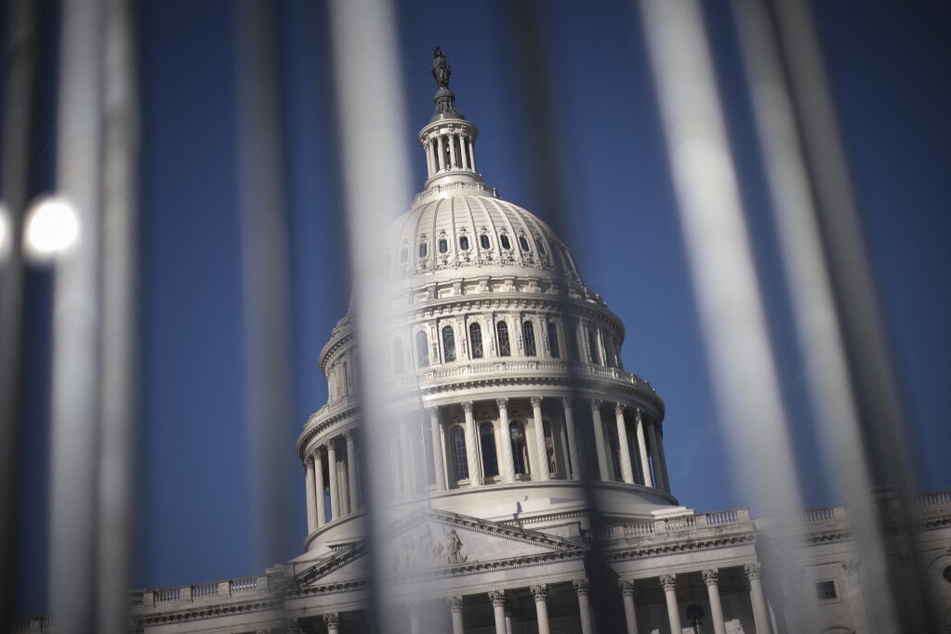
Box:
(497, 321), (511, 357)
(416, 331), (429, 368)
(452, 427), (468, 481)
(523, 321), (537, 356)
(480, 423), (499, 478)
(511, 423), (528, 475)
(442, 326), (456, 362)
(547, 320), (560, 358)
(438, 238), (448, 254)
(815, 580), (837, 601)
(499, 233), (511, 250)
(418, 242), (428, 258)
(459, 235), (470, 251)
(518, 235), (530, 252)
(480, 234), (490, 249)
(470, 323), (484, 359)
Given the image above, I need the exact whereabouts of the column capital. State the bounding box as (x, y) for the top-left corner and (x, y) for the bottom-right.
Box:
(615, 402), (625, 416)
(343, 429), (355, 442)
(426, 405), (440, 418)
(461, 401), (474, 413)
(447, 595), (464, 612)
(406, 602), (420, 617)
(305, 453), (315, 466)
(591, 398), (603, 409)
(572, 578), (590, 595)
(488, 589), (507, 607)
(322, 613), (341, 627)
(744, 562), (762, 580)
(496, 397), (509, 410)
(530, 584), (548, 600)
(619, 579), (636, 596)
(659, 574), (677, 591)
(702, 569), (720, 586)
(561, 396), (573, 408)
(841, 559), (860, 576)
(530, 396), (543, 409)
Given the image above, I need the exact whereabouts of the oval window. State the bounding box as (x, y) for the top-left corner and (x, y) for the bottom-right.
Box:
(438, 238), (448, 254)
(480, 234), (491, 249)
(518, 235), (530, 252)
(499, 234), (511, 250)
(418, 242), (428, 258)
(536, 237), (547, 256)
(399, 246), (409, 263)
(459, 235), (470, 251)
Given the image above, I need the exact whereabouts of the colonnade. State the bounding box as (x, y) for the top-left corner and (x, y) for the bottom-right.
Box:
(303, 431), (361, 534)
(424, 129), (477, 176)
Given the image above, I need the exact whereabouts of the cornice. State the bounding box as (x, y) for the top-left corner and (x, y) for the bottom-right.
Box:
(297, 404), (359, 458)
(133, 598), (282, 627)
(604, 534), (758, 561)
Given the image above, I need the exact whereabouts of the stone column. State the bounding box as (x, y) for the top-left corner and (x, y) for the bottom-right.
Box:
(703, 569), (726, 634)
(573, 579), (594, 634)
(468, 138), (477, 172)
(590, 400), (611, 480)
(530, 397), (550, 480)
(646, 418), (665, 492)
(407, 602), (421, 634)
(304, 457), (317, 533)
(436, 135), (446, 171)
(458, 134), (468, 170)
(448, 596), (465, 634)
(314, 448), (326, 526)
(562, 398), (582, 480)
(323, 612), (341, 634)
(400, 421), (416, 497)
(531, 584), (550, 634)
(462, 401), (482, 486)
(615, 404), (636, 483)
(497, 399), (516, 483)
(745, 562), (772, 634)
(489, 590), (507, 634)
(660, 575), (682, 634)
(428, 407), (447, 491)
(634, 409), (653, 488)
(654, 421), (671, 493)
(345, 431), (359, 511)
(327, 439), (339, 521)
(447, 132), (457, 168)
(620, 580), (639, 634)
(842, 559), (869, 633)
(337, 448), (350, 515)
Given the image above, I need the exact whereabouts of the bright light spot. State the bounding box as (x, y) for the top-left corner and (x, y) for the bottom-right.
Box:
(0, 202), (10, 264)
(23, 196), (80, 261)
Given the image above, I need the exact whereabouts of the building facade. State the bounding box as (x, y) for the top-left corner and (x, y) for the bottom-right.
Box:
(106, 53), (951, 634)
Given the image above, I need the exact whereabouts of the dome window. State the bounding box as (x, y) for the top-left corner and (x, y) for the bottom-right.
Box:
(496, 321), (511, 357)
(459, 235), (470, 251)
(523, 321), (537, 356)
(438, 238), (448, 254)
(469, 322), (484, 359)
(479, 234), (490, 250)
(418, 242), (428, 258)
(399, 245), (409, 263)
(442, 325), (456, 362)
(518, 235), (531, 252)
(546, 320), (560, 358)
(416, 330), (430, 368)
(499, 233), (512, 250)
(535, 236), (547, 256)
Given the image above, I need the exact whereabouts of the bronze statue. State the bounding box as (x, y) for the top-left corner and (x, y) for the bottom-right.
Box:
(432, 47), (451, 88)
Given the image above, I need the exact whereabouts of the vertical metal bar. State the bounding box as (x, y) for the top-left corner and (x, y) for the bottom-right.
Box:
(234, 0), (295, 578)
(48, 0), (105, 630)
(96, 0), (139, 631)
(0, 1), (38, 630)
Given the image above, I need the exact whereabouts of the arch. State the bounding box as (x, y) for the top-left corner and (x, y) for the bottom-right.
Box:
(442, 325), (456, 362)
(416, 330), (430, 368)
(497, 321), (511, 357)
(510, 421), (529, 475)
(523, 320), (537, 356)
(450, 426), (469, 482)
(469, 322), (484, 359)
(480, 422), (499, 478)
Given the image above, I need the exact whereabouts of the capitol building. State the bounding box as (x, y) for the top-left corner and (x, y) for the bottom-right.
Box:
(112, 52), (951, 634)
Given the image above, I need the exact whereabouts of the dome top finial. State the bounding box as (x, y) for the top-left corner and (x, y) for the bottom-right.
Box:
(430, 47), (463, 122)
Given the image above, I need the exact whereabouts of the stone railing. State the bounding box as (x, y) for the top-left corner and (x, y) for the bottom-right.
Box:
(793, 506), (841, 525)
(590, 508), (750, 543)
(11, 618), (55, 632)
(139, 574), (271, 608)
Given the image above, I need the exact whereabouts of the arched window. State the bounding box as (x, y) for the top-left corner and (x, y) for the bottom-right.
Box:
(391, 339), (405, 374)
(416, 330), (430, 368)
(442, 325), (456, 362)
(510, 422), (529, 475)
(479, 234), (491, 249)
(587, 326), (601, 365)
(480, 423), (499, 478)
(469, 322), (484, 359)
(523, 320), (537, 356)
(543, 421), (557, 476)
(546, 320), (560, 358)
(451, 426), (469, 481)
(497, 321), (511, 357)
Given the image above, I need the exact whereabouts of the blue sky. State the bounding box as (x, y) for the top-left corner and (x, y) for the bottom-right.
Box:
(14, 0), (951, 615)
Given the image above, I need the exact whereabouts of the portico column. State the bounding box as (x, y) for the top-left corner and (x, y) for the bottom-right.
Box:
(531, 584), (550, 634)
(497, 399), (516, 483)
(314, 448), (326, 526)
(436, 136), (446, 171)
(573, 579), (594, 634)
(345, 431), (359, 511)
(590, 400), (611, 480)
(660, 574), (682, 634)
(615, 404), (636, 483)
(327, 439), (339, 521)
(703, 569), (726, 634)
(462, 401), (482, 486)
(561, 398), (582, 480)
(407, 602), (421, 634)
(645, 418), (665, 492)
(635, 409), (653, 487)
(654, 421), (671, 493)
(620, 580), (639, 634)
(530, 397), (550, 480)
(323, 613), (340, 634)
(489, 590), (507, 634)
(468, 138), (477, 172)
(745, 562), (772, 634)
(458, 134), (468, 169)
(304, 457), (317, 533)
(448, 596), (465, 634)
(428, 407), (447, 490)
